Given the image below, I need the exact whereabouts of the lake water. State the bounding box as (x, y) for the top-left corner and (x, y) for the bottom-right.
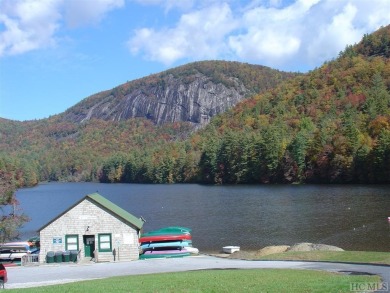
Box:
(15, 182), (390, 253)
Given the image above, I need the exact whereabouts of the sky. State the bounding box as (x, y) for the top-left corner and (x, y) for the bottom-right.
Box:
(0, 0), (389, 121)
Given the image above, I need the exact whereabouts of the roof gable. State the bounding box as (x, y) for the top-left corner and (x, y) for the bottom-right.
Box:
(38, 193), (144, 231)
(86, 193), (144, 229)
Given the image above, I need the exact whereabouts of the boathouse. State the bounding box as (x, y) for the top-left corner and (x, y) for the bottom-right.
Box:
(38, 193), (143, 263)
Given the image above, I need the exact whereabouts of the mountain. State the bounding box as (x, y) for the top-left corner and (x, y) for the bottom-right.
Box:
(0, 61), (296, 185)
(1, 25), (389, 187)
(58, 61), (297, 127)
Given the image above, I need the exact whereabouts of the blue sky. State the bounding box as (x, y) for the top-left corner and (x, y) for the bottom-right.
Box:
(1, 0), (389, 121)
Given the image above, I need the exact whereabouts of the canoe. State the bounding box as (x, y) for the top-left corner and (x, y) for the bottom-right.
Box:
(152, 226), (191, 233)
(140, 234), (192, 243)
(140, 240), (191, 250)
(222, 246), (240, 254)
(0, 242), (39, 261)
(184, 246), (199, 254)
(0, 242), (33, 249)
(139, 249), (190, 259)
(141, 227), (192, 237)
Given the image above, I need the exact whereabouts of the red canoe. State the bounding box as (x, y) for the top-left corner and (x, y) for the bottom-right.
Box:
(139, 234), (192, 243)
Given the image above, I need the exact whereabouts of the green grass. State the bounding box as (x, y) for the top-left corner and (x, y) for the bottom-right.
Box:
(8, 269), (380, 293)
(257, 251), (390, 265)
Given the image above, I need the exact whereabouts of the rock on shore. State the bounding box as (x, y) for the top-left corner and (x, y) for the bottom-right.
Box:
(226, 243), (344, 259)
(288, 243), (344, 252)
(255, 245), (291, 257)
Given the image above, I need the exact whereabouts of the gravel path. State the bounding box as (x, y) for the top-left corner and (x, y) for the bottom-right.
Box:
(5, 255), (390, 289)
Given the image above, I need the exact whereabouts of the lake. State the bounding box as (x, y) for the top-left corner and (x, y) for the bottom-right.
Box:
(15, 182), (390, 253)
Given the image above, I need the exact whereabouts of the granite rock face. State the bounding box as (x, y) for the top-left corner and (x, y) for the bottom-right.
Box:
(60, 61), (296, 127)
(66, 73), (248, 127)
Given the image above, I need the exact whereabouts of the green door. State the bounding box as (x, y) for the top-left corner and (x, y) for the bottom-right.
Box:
(83, 235), (95, 258)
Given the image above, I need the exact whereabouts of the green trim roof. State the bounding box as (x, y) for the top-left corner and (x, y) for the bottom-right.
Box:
(87, 193), (144, 229)
(38, 193), (144, 231)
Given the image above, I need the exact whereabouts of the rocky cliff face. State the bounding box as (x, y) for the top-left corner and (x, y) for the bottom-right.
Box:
(60, 61), (296, 126)
(77, 73), (248, 126)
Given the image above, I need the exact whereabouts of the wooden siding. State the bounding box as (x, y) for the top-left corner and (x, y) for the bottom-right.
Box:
(39, 198), (140, 263)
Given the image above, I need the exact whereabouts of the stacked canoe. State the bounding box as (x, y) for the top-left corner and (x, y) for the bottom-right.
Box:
(139, 227), (198, 259)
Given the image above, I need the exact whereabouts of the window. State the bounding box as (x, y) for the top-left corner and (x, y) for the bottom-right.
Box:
(65, 234), (79, 251)
(98, 233), (112, 252)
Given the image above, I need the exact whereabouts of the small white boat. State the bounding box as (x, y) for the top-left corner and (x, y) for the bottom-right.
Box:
(222, 246), (240, 254)
(185, 247), (199, 254)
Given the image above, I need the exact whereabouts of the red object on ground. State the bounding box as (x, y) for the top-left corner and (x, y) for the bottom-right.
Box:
(139, 234), (192, 243)
(0, 263), (8, 284)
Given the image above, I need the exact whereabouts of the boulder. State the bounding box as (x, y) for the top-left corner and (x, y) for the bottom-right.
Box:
(255, 245), (290, 257)
(288, 243), (344, 252)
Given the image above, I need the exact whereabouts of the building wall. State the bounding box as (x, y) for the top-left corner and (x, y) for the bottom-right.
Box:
(39, 198), (140, 263)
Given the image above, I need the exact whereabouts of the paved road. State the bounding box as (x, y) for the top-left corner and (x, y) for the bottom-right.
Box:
(5, 255), (390, 289)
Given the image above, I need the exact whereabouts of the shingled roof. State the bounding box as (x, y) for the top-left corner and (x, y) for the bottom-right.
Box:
(38, 193), (144, 231)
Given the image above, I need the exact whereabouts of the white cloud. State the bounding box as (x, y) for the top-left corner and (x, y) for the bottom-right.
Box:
(228, 0), (315, 65)
(132, 0), (195, 11)
(129, 2), (237, 65)
(0, 0), (62, 56)
(306, 2), (360, 64)
(300, 0), (390, 68)
(1, 0), (389, 70)
(132, 0), (231, 11)
(0, 0), (124, 57)
(64, 0), (125, 28)
(128, 0), (390, 70)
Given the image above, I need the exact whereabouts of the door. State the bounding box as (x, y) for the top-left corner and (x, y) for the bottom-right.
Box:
(83, 235), (95, 258)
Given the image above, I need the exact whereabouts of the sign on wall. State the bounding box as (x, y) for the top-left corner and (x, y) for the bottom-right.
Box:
(53, 236), (62, 244)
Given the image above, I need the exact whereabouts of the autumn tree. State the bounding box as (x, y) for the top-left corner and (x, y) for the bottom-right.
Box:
(0, 158), (29, 242)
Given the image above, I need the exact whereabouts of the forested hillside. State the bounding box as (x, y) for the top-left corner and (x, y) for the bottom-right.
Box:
(193, 25), (390, 183)
(0, 118), (194, 184)
(1, 25), (389, 187)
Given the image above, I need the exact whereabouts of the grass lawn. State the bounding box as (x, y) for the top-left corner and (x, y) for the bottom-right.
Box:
(7, 269), (381, 293)
(257, 251), (390, 265)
